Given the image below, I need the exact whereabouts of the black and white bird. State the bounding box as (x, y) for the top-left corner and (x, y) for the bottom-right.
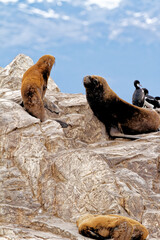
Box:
(143, 88), (160, 109)
(155, 96), (160, 105)
(132, 80), (145, 107)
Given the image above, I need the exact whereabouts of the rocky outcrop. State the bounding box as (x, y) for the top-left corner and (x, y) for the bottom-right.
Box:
(0, 54), (160, 240)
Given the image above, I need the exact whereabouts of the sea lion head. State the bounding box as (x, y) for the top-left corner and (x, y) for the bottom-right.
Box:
(83, 75), (107, 104)
(83, 75), (114, 103)
(76, 213), (93, 225)
(83, 75), (105, 90)
(36, 55), (55, 71)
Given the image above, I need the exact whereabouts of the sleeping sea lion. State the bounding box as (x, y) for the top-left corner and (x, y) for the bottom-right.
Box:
(77, 213), (149, 240)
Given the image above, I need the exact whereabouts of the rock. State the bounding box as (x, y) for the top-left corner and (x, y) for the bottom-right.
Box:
(0, 215), (87, 240)
(0, 54), (160, 239)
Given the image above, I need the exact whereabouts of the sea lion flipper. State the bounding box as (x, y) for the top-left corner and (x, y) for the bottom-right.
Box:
(54, 119), (68, 128)
(110, 127), (140, 140)
(20, 101), (24, 107)
(81, 229), (102, 239)
(44, 99), (60, 114)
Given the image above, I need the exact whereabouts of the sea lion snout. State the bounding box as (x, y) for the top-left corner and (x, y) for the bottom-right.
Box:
(83, 75), (98, 88)
(83, 76), (92, 86)
(48, 56), (55, 67)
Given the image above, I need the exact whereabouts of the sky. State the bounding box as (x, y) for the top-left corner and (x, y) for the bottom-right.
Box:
(0, 0), (160, 103)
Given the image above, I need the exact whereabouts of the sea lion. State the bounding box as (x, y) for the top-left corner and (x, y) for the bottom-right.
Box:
(21, 55), (55, 122)
(132, 80), (145, 107)
(77, 213), (149, 240)
(83, 75), (160, 139)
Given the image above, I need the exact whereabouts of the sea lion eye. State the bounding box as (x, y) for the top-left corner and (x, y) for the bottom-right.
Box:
(93, 78), (98, 86)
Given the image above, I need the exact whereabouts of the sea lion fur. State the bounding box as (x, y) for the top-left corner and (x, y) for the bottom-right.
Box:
(21, 55), (55, 121)
(83, 75), (160, 139)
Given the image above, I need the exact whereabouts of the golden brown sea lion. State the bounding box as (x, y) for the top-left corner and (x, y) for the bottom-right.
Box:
(83, 75), (160, 139)
(21, 55), (55, 121)
(77, 214), (149, 240)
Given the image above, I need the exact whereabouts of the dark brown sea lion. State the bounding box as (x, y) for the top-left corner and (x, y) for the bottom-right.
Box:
(21, 55), (55, 122)
(77, 213), (149, 240)
(83, 75), (160, 139)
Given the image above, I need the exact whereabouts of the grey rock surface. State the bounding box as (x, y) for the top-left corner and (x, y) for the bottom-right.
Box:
(0, 54), (160, 239)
